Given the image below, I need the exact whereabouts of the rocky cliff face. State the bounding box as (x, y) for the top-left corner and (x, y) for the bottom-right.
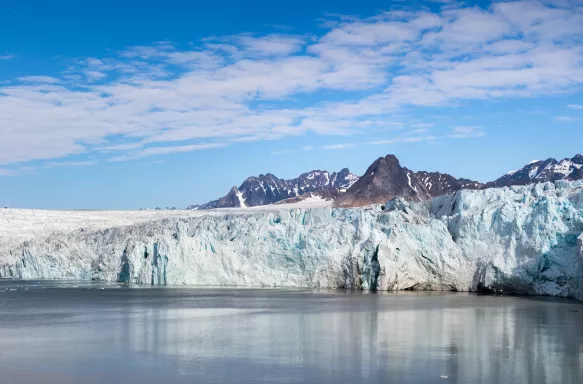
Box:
(334, 155), (482, 207)
(2, 181), (583, 301)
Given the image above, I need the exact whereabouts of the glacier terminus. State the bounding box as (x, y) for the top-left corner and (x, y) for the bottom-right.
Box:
(1, 181), (583, 301)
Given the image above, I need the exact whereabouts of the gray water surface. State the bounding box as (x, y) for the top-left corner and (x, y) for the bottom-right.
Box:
(0, 280), (582, 384)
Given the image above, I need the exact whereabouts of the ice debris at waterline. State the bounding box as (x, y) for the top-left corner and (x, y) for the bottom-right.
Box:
(1, 181), (583, 301)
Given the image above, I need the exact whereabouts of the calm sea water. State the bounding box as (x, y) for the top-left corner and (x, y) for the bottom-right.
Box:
(0, 280), (582, 384)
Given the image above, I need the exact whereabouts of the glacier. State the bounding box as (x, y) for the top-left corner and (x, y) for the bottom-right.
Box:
(1, 181), (583, 301)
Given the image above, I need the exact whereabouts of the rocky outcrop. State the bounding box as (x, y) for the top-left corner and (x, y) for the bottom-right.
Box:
(334, 154), (482, 207)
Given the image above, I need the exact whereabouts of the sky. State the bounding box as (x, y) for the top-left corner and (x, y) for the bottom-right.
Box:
(1, 0), (583, 209)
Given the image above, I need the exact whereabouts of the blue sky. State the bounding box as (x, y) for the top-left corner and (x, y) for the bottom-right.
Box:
(1, 0), (583, 209)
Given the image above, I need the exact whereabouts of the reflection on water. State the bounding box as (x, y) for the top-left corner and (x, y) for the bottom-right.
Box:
(0, 281), (582, 384)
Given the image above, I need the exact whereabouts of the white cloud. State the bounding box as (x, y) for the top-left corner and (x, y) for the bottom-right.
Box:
(271, 149), (294, 155)
(0, 168), (16, 176)
(97, 142), (145, 152)
(84, 70), (107, 81)
(108, 143), (229, 162)
(448, 126), (486, 138)
(408, 128), (430, 134)
(567, 104), (583, 110)
(321, 133), (437, 149)
(0, 54), (15, 60)
(321, 143), (356, 150)
(236, 34), (306, 56)
(369, 135), (437, 145)
(2, 0), (583, 166)
(554, 116), (578, 122)
(276, 131), (437, 154)
(43, 161), (96, 168)
(0, 166), (36, 177)
(483, 39), (535, 54)
(17, 76), (60, 84)
(411, 123), (434, 128)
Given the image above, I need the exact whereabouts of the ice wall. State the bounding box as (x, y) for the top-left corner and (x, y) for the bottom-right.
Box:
(1, 181), (583, 300)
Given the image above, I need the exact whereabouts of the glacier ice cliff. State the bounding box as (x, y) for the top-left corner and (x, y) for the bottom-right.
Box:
(1, 181), (583, 300)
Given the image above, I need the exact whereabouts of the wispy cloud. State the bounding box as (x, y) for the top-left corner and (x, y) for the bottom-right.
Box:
(0, 168), (16, 176)
(97, 142), (145, 152)
(554, 116), (578, 122)
(235, 34), (306, 56)
(321, 143), (357, 150)
(408, 128), (431, 135)
(2, 0), (583, 166)
(0, 166), (36, 177)
(369, 135), (437, 145)
(411, 123), (434, 128)
(43, 161), (96, 168)
(0, 54), (15, 60)
(323, 135), (437, 149)
(567, 104), (583, 110)
(108, 143), (229, 162)
(271, 149), (294, 155)
(276, 132), (437, 154)
(448, 126), (486, 139)
(17, 76), (59, 84)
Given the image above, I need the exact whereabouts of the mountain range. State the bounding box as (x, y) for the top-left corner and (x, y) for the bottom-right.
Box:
(186, 168), (358, 210)
(485, 155), (583, 188)
(185, 154), (583, 209)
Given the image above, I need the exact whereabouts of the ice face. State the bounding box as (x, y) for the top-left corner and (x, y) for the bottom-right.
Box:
(1, 180), (583, 300)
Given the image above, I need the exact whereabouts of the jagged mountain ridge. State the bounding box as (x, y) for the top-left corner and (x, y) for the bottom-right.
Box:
(189, 168), (358, 210)
(486, 155), (583, 188)
(187, 153), (583, 209)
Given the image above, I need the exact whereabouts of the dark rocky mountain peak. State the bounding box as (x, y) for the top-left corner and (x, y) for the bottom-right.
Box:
(334, 154), (483, 207)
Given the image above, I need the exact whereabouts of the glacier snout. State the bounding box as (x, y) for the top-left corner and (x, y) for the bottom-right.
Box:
(1, 181), (583, 300)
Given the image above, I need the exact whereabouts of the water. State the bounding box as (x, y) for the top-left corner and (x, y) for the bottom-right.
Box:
(1, 280), (582, 384)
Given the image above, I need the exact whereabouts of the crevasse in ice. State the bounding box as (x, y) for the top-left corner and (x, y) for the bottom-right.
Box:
(1, 181), (583, 300)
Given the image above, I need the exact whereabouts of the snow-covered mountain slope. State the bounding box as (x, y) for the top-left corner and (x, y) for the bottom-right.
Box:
(334, 155), (483, 207)
(2, 181), (583, 301)
(487, 155), (583, 188)
(190, 168), (358, 209)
